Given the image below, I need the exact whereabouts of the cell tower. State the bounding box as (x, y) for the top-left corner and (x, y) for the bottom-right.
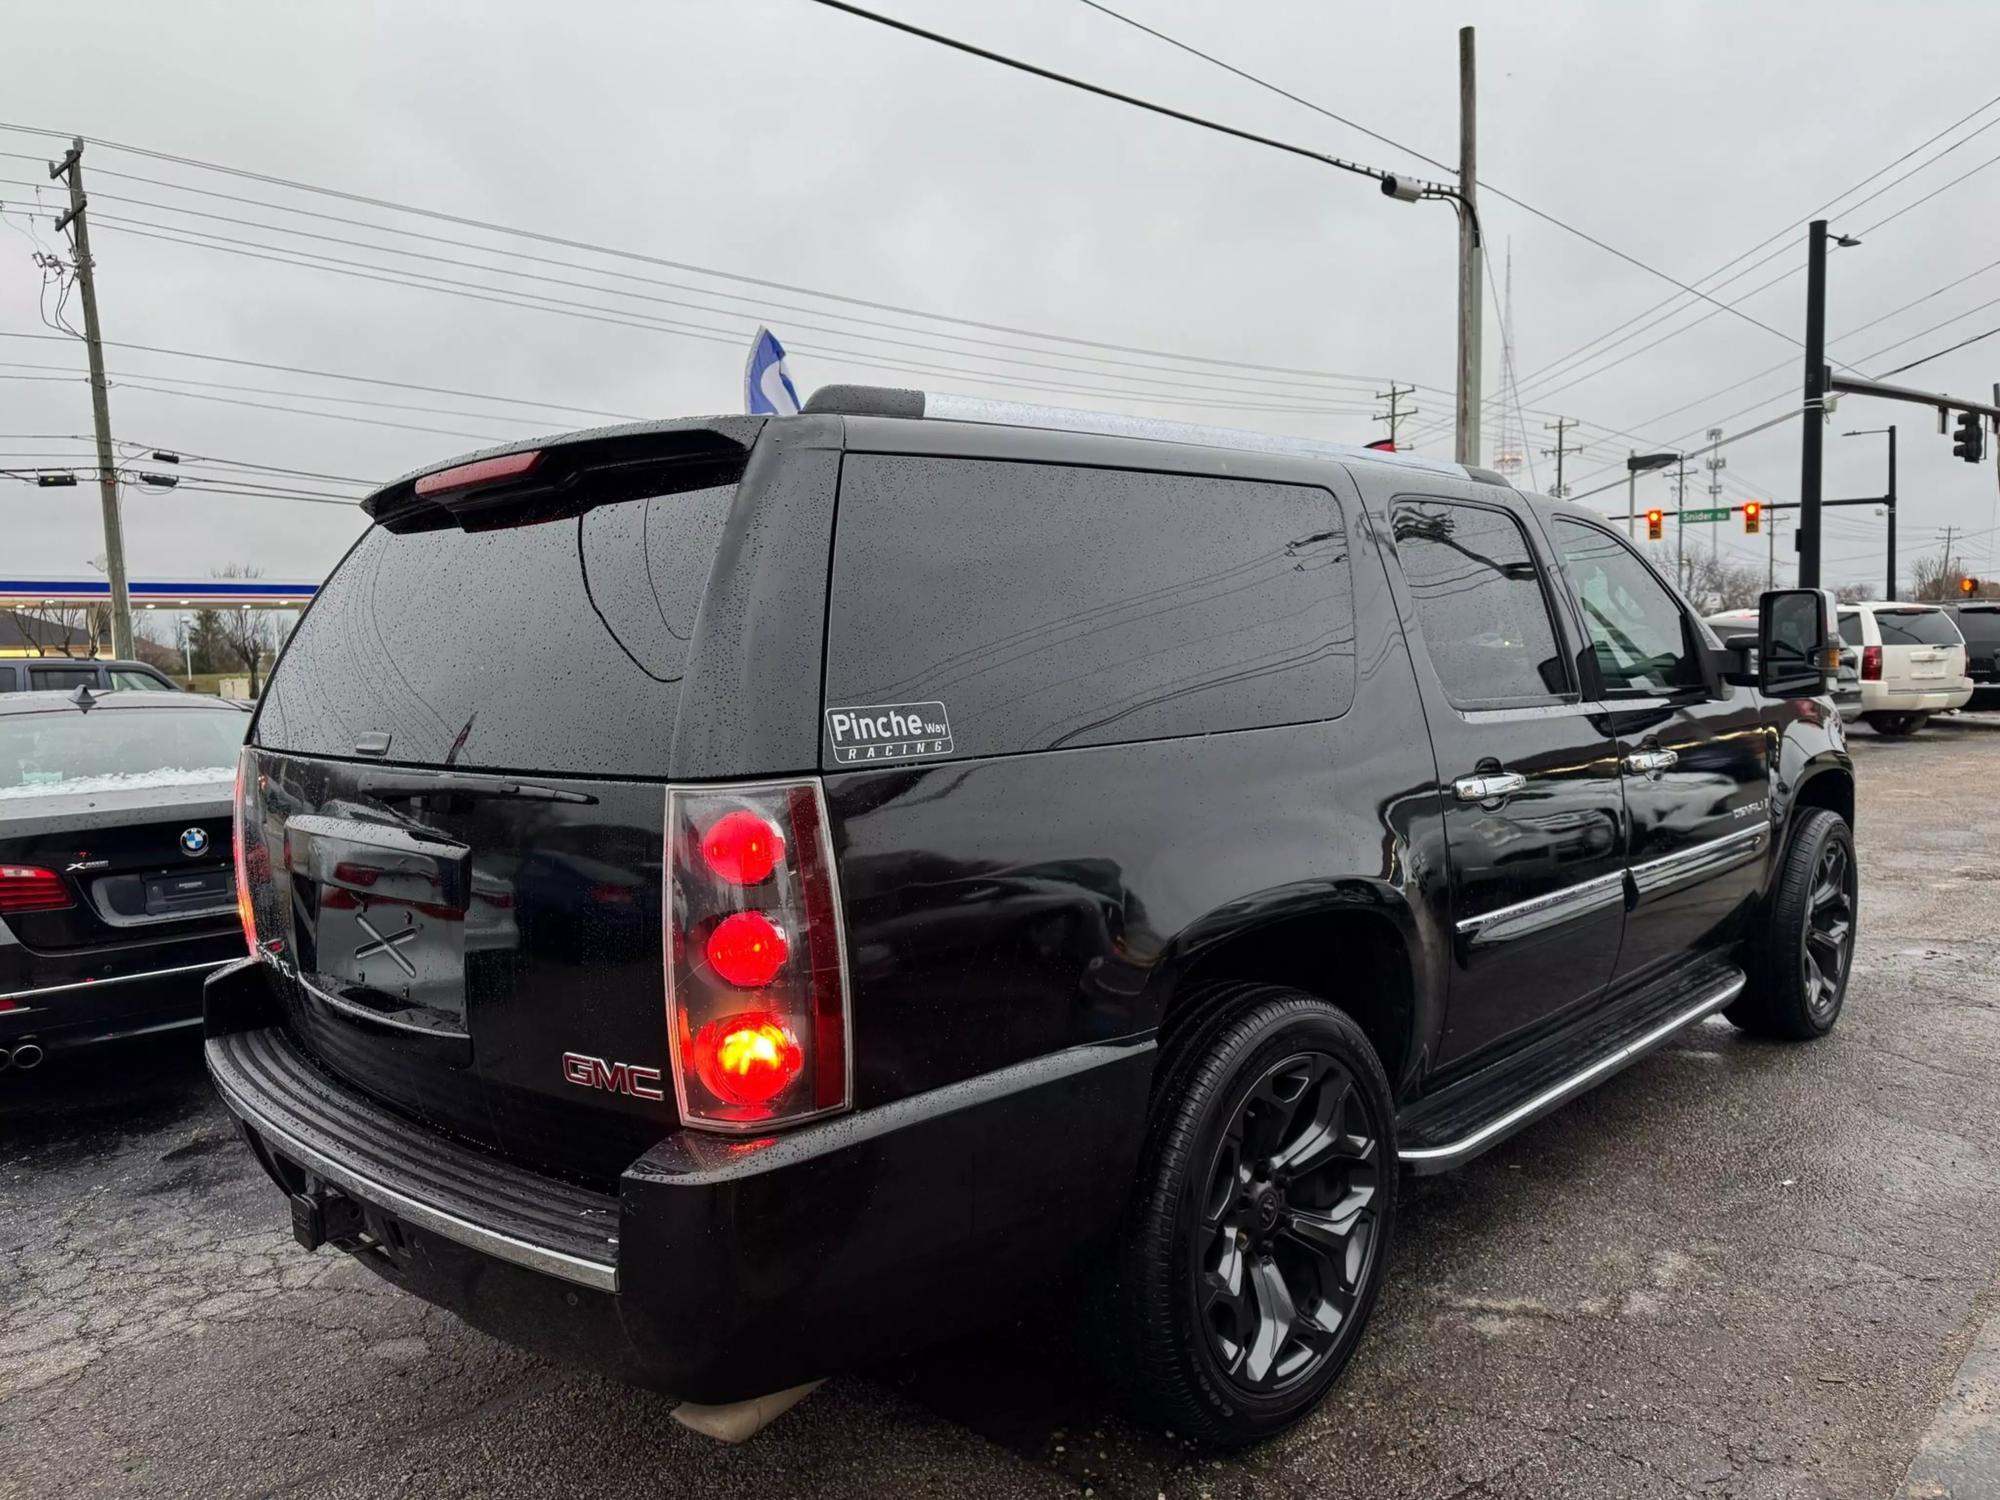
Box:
(1492, 240), (1525, 477)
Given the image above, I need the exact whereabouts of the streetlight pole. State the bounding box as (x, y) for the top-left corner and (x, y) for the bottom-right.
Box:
(1454, 26), (1481, 467)
(1626, 451), (1679, 540)
(1798, 221), (1828, 588)
(1839, 425), (1898, 599)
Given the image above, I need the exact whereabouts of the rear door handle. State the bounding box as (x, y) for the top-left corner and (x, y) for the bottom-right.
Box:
(1622, 749), (1679, 774)
(1454, 771), (1528, 802)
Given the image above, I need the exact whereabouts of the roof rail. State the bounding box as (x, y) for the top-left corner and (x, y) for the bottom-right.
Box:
(801, 384), (1496, 484)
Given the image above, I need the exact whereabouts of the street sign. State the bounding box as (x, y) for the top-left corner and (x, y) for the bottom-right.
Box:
(1680, 507), (1731, 523)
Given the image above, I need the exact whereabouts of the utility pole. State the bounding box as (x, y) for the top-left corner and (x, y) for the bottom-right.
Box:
(1374, 383), (1417, 449)
(1886, 424), (1897, 601)
(1454, 26), (1482, 468)
(1704, 427), (1725, 557)
(1939, 524), (1959, 589)
(49, 138), (133, 660)
(1797, 219), (1830, 589)
(1767, 513), (1789, 589)
(1541, 417), (1582, 497)
(1671, 454), (1693, 589)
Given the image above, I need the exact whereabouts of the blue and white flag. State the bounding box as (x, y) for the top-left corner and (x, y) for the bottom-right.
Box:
(744, 326), (801, 416)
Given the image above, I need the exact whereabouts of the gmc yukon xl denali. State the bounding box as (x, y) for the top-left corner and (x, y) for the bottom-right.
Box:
(207, 388), (1858, 1445)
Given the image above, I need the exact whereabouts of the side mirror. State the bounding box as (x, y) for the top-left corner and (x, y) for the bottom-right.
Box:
(1758, 587), (1839, 696)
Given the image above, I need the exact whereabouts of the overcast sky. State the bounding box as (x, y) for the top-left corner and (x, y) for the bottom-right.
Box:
(4, 0), (1998, 605)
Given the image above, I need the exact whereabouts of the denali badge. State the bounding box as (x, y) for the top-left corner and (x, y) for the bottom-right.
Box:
(561, 1051), (666, 1102)
(824, 701), (954, 764)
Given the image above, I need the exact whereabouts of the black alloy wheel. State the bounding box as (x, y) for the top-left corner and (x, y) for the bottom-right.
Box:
(1108, 985), (1396, 1446)
(1728, 806), (1858, 1039)
(1197, 1050), (1381, 1395)
(1801, 835), (1856, 1023)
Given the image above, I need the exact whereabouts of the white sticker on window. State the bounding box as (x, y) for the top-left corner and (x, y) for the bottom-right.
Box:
(824, 701), (954, 764)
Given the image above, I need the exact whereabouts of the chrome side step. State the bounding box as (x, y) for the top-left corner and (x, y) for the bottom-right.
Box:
(1397, 971), (1746, 1174)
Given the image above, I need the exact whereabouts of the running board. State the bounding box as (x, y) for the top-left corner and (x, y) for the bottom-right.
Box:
(1397, 968), (1746, 1174)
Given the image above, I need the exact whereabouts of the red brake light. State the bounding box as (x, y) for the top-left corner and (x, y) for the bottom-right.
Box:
(1861, 645), (1883, 681)
(700, 809), (784, 886)
(233, 748), (262, 953)
(691, 1012), (804, 1105)
(704, 910), (789, 987)
(413, 449), (541, 497)
(667, 782), (851, 1131)
(0, 865), (72, 913)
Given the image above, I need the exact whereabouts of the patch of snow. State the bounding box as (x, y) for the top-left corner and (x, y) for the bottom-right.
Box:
(0, 765), (236, 799)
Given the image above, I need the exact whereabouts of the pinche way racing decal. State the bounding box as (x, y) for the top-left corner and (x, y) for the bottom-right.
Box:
(824, 701), (954, 764)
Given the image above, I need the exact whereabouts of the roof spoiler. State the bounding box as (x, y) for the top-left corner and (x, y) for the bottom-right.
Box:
(365, 416), (766, 533)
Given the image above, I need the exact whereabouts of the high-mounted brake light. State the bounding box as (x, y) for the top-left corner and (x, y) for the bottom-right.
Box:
(1861, 645), (1883, 681)
(666, 780), (851, 1131)
(413, 449), (542, 497)
(0, 865), (72, 914)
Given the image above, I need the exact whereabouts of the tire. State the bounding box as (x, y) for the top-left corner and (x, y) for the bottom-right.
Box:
(1864, 711), (1926, 736)
(1106, 984), (1396, 1446)
(1727, 807), (1857, 1040)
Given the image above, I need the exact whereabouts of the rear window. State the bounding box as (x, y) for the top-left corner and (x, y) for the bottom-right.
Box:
(1952, 607), (2000, 645)
(256, 482), (736, 773)
(824, 457), (1355, 761)
(1837, 611), (1863, 647)
(1873, 608), (1962, 647)
(0, 707), (245, 796)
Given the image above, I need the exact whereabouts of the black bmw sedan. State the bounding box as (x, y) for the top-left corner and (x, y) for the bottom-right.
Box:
(1, 688), (249, 1072)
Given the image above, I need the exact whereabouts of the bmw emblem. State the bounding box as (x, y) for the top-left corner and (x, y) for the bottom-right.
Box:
(179, 827), (210, 857)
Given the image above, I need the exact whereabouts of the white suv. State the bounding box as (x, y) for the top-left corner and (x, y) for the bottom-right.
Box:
(1838, 601), (1973, 735)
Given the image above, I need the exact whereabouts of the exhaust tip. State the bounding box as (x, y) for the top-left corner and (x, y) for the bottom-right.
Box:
(12, 1042), (43, 1071)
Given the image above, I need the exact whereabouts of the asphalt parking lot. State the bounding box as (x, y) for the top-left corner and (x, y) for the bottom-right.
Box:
(5, 715), (2000, 1500)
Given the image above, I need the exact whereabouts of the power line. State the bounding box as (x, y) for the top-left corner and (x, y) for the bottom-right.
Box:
(1874, 323), (2000, 379)
(0, 122), (1423, 390)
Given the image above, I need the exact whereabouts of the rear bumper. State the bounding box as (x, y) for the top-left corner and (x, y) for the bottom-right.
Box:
(1860, 686), (1972, 713)
(1, 954), (232, 1053)
(203, 957), (1152, 1402)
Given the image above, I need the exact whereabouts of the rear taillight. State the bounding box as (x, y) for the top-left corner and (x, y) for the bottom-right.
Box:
(0, 865), (72, 913)
(1861, 645), (1883, 681)
(232, 748), (259, 954)
(666, 780), (850, 1131)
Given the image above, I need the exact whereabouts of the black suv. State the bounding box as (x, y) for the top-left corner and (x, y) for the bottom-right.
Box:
(1944, 600), (2000, 708)
(206, 389), (1856, 1444)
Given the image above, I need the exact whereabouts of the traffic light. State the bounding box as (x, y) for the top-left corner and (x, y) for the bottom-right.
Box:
(1742, 501), (1761, 535)
(1646, 508), (1664, 541)
(1952, 410), (1985, 463)
(1961, 576), (1981, 596)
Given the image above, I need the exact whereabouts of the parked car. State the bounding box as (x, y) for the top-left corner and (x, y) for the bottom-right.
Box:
(1835, 601), (1972, 735)
(1942, 601), (2000, 709)
(1706, 608), (1862, 725)
(0, 658), (180, 694)
(205, 390), (1856, 1446)
(1, 689), (250, 1069)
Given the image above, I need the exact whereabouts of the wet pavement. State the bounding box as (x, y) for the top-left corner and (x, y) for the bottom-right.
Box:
(4, 715), (1999, 1499)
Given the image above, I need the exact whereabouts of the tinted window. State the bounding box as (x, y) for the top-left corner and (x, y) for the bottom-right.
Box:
(30, 666), (96, 691)
(825, 457), (1355, 760)
(0, 665), (15, 692)
(0, 706), (246, 796)
(1953, 607), (2000, 645)
(109, 669), (166, 691)
(1552, 519), (1702, 694)
(1874, 608), (1961, 647)
(256, 482), (736, 773)
(1392, 500), (1567, 707)
(1837, 611), (1863, 647)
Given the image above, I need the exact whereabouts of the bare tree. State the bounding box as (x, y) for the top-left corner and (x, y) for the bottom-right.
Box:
(1907, 552), (1956, 603)
(1, 606), (102, 656)
(212, 564), (276, 695)
(1679, 546), (1765, 615)
(1832, 582), (1875, 604)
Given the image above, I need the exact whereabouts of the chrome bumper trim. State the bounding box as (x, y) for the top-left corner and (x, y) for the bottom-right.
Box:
(0, 958), (231, 1004)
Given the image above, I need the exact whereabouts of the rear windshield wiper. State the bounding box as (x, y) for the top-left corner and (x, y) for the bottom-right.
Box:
(357, 774), (598, 806)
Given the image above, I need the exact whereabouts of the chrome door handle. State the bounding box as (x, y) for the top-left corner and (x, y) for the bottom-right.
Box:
(1454, 771), (1528, 802)
(1622, 749), (1679, 774)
